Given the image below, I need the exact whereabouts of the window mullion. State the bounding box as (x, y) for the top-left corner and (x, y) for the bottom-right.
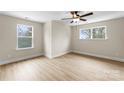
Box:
(91, 29), (93, 39)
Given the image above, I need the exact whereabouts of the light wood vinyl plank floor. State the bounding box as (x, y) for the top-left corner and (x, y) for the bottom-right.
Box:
(0, 53), (124, 81)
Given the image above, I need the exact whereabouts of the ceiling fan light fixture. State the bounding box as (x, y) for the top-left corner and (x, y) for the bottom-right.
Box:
(73, 18), (80, 22)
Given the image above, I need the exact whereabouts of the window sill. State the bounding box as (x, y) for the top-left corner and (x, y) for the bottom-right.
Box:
(79, 38), (108, 40)
(16, 47), (34, 50)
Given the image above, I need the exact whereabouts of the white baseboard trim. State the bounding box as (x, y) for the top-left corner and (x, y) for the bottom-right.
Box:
(44, 54), (53, 59)
(0, 53), (43, 65)
(2, 50), (123, 65)
(0, 51), (71, 65)
(51, 51), (71, 58)
(72, 50), (124, 62)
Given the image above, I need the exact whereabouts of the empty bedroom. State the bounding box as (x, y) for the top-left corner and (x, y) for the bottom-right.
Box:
(0, 11), (124, 81)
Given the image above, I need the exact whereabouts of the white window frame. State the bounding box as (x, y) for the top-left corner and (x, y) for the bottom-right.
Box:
(16, 24), (34, 50)
(79, 26), (107, 40)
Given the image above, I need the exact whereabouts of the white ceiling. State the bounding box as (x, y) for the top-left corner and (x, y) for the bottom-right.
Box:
(0, 11), (124, 25)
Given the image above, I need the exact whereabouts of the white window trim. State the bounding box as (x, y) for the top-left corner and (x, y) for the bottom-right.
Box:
(16, 24), (34, 50)
(79, 26), (108, 40)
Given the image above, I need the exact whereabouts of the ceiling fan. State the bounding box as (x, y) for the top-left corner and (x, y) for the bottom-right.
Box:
(62, 11), (93, 23)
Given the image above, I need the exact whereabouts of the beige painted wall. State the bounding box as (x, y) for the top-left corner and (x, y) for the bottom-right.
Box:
(52, 21), (71, 57)
(43, 21), (71, 58)
(0, 15), (44, 63)
(43, 21), (52, 58)
(71, 18), (124, 60)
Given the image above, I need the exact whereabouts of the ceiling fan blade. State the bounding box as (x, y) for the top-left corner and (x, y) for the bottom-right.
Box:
(77, 14), (80, 16)
(75, 11), (80, 16)
(80, 12), (93, 17)
(70, 21), (73, 23)
(70, 11), (74, 14)
(61, 18), (73, 20)
(80, 19), (87, 21)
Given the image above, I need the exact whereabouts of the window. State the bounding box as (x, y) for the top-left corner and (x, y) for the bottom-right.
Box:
(17, 24), (33, 50)
(80, 26), (107, 40)
(80, 29), (91, 39)
(92, 26), (107, 39)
